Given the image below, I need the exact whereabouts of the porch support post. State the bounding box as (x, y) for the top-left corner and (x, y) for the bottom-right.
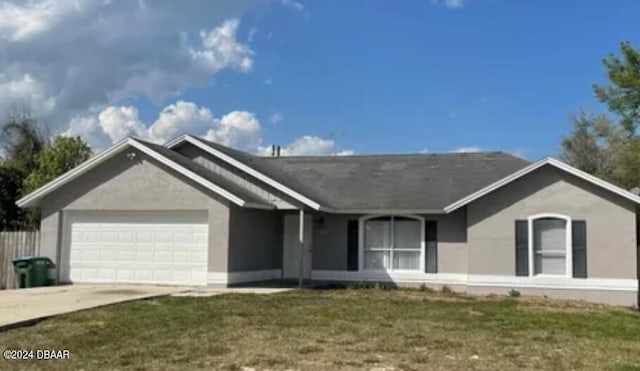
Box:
(298, 208), (305, 288)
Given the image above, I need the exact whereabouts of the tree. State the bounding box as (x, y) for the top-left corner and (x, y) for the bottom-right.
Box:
(24, 136), (93, 194)
(593, 42), (640, 136)
(0, 106), (93, 231)
(0, 106), (48, 176)
(0, 166), (29, 231)
(560, 111), (635, 188)
(0, 107), (48, 230)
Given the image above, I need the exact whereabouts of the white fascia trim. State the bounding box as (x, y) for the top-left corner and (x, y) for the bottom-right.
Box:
(311, 270), (468, 285)
(311, 271), (638, 292)
(17, 138), (132, 207)
(444, 157), (640, 213)
(18, 138), (257, 209)
(167, 135), (322, 210)
(208, 269), (282, 285)
(467, 275), (638, 292)
(324, 208), (446, 214)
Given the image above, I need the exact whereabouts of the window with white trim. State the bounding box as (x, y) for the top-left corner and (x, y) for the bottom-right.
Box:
(528, 214), (572, 276)
(361, 215), (423, 271)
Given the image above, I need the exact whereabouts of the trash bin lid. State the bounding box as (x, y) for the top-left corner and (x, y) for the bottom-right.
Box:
(12, 255), (37, 263)
(12, 256), (54, 264)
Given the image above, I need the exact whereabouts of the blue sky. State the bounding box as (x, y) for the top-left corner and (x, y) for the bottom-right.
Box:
(182, 0), (639, 158)
(1, 0), (638, 159)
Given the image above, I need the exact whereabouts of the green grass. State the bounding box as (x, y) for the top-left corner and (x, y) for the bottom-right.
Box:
(1, 288), (640, 370)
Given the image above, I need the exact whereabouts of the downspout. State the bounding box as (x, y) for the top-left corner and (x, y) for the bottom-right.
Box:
(298, 209), (305, 288)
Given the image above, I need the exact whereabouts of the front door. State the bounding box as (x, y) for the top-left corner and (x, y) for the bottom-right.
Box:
(283, 214), (313, 279)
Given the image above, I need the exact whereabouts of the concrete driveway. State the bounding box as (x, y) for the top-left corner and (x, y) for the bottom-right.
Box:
(0, 284), (186, 330)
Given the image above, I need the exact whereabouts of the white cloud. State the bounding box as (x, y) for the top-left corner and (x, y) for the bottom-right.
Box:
(205, 110), (263, 151)
(279, 136), (338, 156)
(0, 0), (259, 130)
(0, 74), (56, 114)
(270, 112), (283, 124)
(98, 106), (148, 144)
(448, 146), (527, 159)
(451, 146), (482, 153)
(0, 1), (350, 158)
(148, 101), (217, 144)
(189, 19), (253, 74)
(66, 101), (351, 156)
(335, 149), (355, 156)
(0, 0), (84, 42)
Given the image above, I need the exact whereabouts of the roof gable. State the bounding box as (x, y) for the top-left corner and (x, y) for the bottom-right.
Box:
(17, 138), (273, 209)
(166, 135), (323, 210)
(444, 157), (640, 213)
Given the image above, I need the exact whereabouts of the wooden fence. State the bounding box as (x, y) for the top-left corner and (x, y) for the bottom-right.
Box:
(0, 231), (40, 290)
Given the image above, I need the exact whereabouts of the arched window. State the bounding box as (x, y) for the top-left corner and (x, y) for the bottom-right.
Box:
(360, 215), (424, 271)
(528, 214), (572, 276)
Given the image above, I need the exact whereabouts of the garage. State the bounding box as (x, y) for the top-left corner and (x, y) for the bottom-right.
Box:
(62, 212), (208, 286)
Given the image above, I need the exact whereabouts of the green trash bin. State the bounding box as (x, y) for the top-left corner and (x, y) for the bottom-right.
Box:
(12, 256), (55, 289)
(12, 257), (33, 288)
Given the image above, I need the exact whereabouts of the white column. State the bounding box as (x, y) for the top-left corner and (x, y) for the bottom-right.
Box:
(298, 209), (305, 288)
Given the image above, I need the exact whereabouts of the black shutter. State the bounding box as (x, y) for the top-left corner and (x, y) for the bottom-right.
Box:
(515, 220), (528, 276)
(347, 220), (359, 271)
(572, 220), (587, 278)
(425, 220), (437, 273)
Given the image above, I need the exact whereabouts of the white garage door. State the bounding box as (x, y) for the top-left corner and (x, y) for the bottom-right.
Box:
(66, 212), (208, 286)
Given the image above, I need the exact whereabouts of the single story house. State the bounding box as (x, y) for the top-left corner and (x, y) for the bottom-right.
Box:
(17, 134), (640, 306)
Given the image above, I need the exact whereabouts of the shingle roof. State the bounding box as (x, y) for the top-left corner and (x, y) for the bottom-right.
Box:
(134, 139), (272, 207)
(186, 137), (529, 211)
(188, 136), (326, 203)
(263, 152), (530, 210)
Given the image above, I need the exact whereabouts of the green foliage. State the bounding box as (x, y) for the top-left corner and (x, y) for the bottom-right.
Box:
(560, 111), (637, 188)
(594, 42), (640, 135)
(563, 43), (640, 189)
(0, 108), (48, 230)
(0, 166), (29, 231)
(24, 136), (93, 194)
(0, 105), (92, 231)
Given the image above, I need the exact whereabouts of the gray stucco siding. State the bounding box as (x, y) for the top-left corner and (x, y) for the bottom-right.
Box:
(312, 213), (356, 270)
(311, 211), (468, 273)
(467, 165), (637, 279)
(467, 286), (637, 307)
(38, 149), (231, 274)
(227, 206), (283, 272)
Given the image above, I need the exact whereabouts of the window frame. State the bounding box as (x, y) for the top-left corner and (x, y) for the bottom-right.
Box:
(358, 214), (425, 272)
(527, 213), (573, 278)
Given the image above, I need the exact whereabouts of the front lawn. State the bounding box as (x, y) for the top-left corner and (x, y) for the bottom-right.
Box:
(1, 288), (639, 370)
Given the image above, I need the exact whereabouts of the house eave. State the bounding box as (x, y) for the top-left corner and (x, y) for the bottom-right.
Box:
(443, 157), (640, 213)
(17, 137), (268, 209)
(165, 134), (324, 211)
(317, 207), (447, 215)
